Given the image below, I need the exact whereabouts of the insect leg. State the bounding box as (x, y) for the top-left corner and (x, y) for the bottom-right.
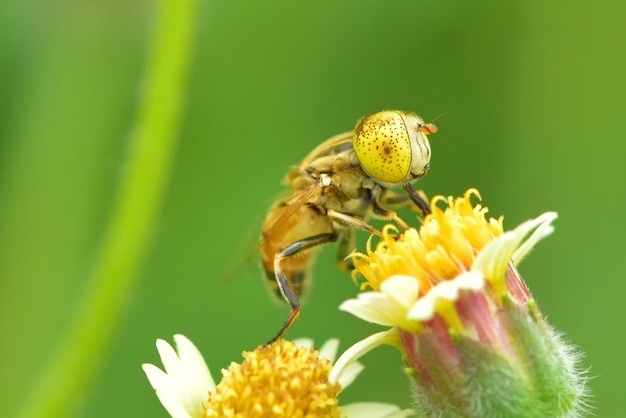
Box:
(335, 229), (355, 271)
(380, 191), (412, 206)
(326, 209), (383, 237)
(402, 184), (432, 216)
(370, 198), (410, 230)
(267, 232), (339, 345)
(380, 190), (429, 216)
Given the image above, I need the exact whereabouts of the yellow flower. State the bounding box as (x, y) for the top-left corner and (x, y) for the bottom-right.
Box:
(142, 335), (413, 418)
(340, 189), (588, 418)
(343, 188), (554, 333)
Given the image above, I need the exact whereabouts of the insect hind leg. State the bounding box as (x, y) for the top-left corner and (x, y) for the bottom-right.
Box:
(266, 232), (339, 345)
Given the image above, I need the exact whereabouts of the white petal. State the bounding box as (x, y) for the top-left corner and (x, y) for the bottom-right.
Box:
(173, 335), (215, 409)
(340, 296), (397, 326)
(144, 336), (214, 418)
(512, 212), (557, 265)
(341, 402), (413, 418)
(142, 363), (192, 418)
(407, 271), (484, 321)
(153, 339), (195, 413)
(329, 329), (400, 385)
(318, 338), (340, 362)
(340, 276), (420, 330)
(473, 211), (557, 280)
(380, 275), (419, 308)
(142, 363), (167, 390)
(156, 338), (182, 375)
(336, 361), (365, 389)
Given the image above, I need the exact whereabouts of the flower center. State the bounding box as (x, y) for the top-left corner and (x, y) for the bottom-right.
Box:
(204, 340), (341, 417)
(352, 189), (504, 293)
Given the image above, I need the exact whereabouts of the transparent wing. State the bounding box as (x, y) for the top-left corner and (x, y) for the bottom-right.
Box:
(299, 131), (352, 167)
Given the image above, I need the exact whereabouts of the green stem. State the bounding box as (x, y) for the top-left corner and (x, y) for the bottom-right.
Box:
(18, 0), (198, 416)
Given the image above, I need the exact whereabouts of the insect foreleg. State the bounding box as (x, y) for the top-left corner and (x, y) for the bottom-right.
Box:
(267, 232), (338, 345)
(379, 192), (412, 206)
(402, 184), (432, 216)
(370, 198), (410, 230)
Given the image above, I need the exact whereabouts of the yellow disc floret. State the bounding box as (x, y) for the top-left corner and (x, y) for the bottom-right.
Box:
(351, 188), (504, 293)
(204, 340), (341, 418)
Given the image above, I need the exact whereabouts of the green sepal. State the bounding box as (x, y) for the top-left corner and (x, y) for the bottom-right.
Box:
(406, 297), (586, 417)
(503, 295), (584, 416)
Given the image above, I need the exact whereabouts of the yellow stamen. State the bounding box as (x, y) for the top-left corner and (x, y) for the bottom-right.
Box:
(204, 340), (341, 418)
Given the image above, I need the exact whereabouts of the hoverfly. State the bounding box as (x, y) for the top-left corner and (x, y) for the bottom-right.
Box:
(262, 110), (437, 344)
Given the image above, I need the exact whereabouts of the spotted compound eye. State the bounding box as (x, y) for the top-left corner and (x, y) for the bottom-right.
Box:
(353, 110), (433, 185)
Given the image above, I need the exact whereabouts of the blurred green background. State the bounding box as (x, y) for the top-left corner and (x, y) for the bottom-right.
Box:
(1, 0), (624, 416)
